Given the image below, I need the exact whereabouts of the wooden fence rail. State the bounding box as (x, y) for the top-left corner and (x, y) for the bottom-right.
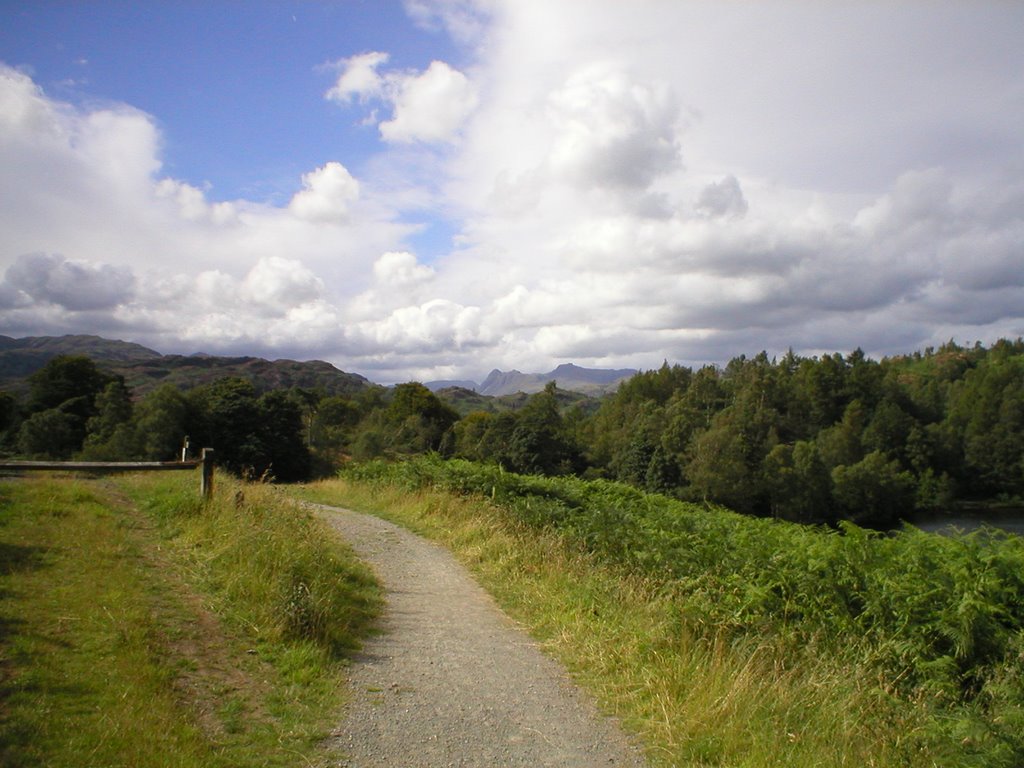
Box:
(0, 448), (216, 499)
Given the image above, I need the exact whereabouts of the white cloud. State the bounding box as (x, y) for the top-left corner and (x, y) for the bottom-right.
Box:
(155, 179), (239, 224)
(2, 253), (135, 311)
(325, 51), (389, 103)
(326, 56), (477, 144)
(372, 250), (435, 286)
(240, 256), (324, 315)
(404, 0), (494, 44)
(696, 175), (748, 219)
(380, 60), (478, 144)
(288, 162), (360, 223)
(4, 1), (1024, 384)
(546, 63), (681, 190)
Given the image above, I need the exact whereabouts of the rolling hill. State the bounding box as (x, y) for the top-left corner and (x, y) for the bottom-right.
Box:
(0, 335), (371, 398)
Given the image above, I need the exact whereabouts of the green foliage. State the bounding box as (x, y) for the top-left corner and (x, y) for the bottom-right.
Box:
(831, 450), (917, 526)
(763, 440), (832, 522)
(310, 394), (361, 451)
(12, 355), (118, 458)
(347, 382), (459, 458)
(256, 390), (312, 481)
(503, 382), (582, 475)
(27, 354), (112, 415)
(0, 390), (17, 432)
(188, 378), (312, 481)
(345, 455), (1024, 763)
(79, 379), (137, 459)
(16, 406), (82, 459)
(134, 383), (192, 460)
(578, 339), (1024, 526)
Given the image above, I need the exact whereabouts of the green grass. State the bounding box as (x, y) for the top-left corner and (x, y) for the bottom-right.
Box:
(0, 471), (381, 767)
(294, 459), (1024, 767)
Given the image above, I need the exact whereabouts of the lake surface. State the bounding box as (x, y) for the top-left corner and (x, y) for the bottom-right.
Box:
(905, 508), (1024, 536)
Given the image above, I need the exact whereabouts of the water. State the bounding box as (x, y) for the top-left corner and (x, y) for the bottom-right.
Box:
(905, 508), (1024, 537)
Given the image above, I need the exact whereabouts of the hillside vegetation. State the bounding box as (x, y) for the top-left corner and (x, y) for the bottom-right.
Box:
(302, 456), (1024, 767)
(0, 334), (369, 398)
(2, 337), (1022, 528)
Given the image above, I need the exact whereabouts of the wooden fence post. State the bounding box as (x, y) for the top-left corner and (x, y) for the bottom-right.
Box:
(200, 448), (215, 500)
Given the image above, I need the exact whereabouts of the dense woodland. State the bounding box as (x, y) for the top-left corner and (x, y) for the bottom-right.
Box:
(2, 338), (1022, 526)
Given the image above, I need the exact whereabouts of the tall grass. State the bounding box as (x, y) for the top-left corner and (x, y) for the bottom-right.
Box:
(121, 471), (381, 658)
(0, 472), (381, 767)
(300, 456), (1024, 767)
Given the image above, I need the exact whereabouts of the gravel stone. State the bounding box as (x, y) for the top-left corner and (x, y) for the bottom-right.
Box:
(316, 504), (649, 768)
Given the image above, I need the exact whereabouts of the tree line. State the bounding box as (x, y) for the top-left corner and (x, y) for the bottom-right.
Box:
(2, 338), (1022, 526)
(577, 340), (1024, 526)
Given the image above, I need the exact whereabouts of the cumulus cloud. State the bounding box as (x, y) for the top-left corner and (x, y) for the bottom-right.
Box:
(155, 179), (239, 224)
(324, 51), (390, 103)
(696, 175), (748, 219)
(373, 250), (435, 286)
(380, 60), (478, 143)
(546, 63), (681, 190)
(2, 253), (135, 311)
(240, 256), (324, 315)
(326, 55), (477, 144)
(288, 162), (360, 223)
(0, 64), (409, 361)
(4, 2), (1024, 384)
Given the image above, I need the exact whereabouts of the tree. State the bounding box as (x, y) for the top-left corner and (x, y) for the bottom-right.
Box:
(311, 395), (361, 450)
(17, 407), (81, 459)
(816, 400), (867, 470)
(452, 411), (496, 462)
(504, 382), (581, 475)
(189, 378), (266, 476)
(134, 384), (192, 460)
(0, 391), (19, 451)
(831, 451), (916, 527)
(686, 407), (769, 513)
(383, 382), (459, 454)
(19, 355), (115, 457)
(87, 380), (133, 437)
(256, 389), (311, 482)
(763, 441), (832, 523)
(27, 355), (111, 417)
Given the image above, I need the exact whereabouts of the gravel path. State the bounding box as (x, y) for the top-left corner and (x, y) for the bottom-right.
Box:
(316, 503), (648, 768)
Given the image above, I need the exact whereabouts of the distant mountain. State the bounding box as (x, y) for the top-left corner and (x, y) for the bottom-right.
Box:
(0, 334), (371, 398)
(475, 363), (637, 397)
(434, 385), (601, 418)
(426, 364), (637, 397)
(423, 379), (478, 392)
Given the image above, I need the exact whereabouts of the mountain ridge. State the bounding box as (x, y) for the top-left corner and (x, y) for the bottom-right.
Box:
(426, 362), (637, 397)
(0, 334), (370, 398)
(0, 334), (637, 400)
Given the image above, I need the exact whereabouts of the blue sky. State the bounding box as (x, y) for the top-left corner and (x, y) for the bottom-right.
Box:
(1, 1), (1023, 383)
(3, 2), (457, 212)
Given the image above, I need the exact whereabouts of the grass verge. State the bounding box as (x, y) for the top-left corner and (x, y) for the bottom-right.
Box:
(295, 475), (939, 768)
(0, 471), (380, 768)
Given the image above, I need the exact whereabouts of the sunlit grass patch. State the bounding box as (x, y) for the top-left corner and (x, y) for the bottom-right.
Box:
(0, 472), (381, 767)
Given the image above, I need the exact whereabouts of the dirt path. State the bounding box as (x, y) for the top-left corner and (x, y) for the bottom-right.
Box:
(315, 503), (649, 768)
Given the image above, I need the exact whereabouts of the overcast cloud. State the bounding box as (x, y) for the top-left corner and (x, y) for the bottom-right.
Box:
(2, 1), (1023, 383)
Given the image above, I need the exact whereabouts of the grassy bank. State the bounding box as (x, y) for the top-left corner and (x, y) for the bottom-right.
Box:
(295, 457), (1024, 768)
(0, 472), (380, 767)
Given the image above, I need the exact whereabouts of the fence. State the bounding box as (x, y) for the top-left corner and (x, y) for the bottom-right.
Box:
(0, 447), (216, 499)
